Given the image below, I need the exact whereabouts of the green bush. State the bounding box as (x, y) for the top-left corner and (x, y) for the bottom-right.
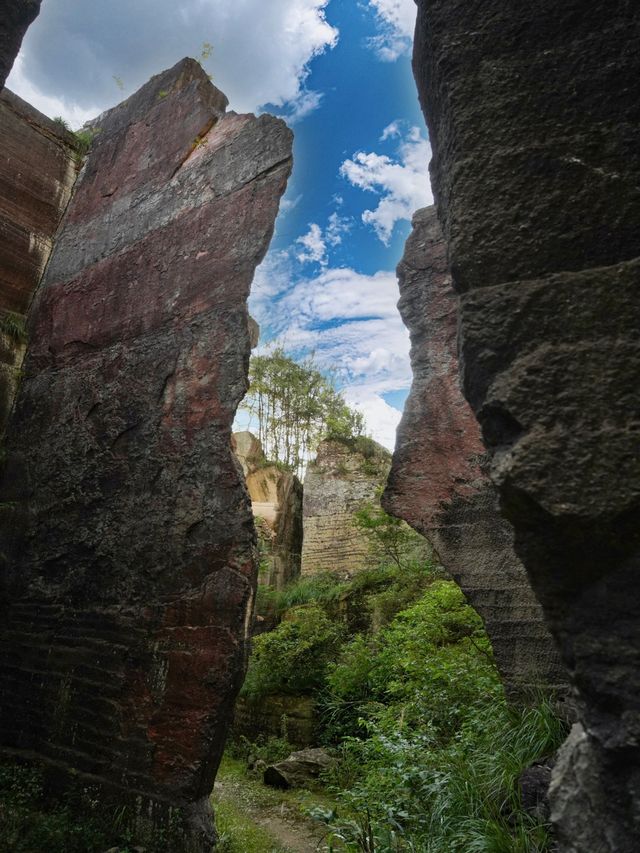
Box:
(242, 604), (344, 701)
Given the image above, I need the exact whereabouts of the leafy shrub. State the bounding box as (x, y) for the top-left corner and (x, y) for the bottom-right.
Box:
(322, 580), (498, 741)
(242, 603), (344, 700)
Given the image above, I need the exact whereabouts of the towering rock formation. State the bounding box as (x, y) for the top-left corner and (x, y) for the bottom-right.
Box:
(384, 206), (566, 700)
(0, 90), (79, 430)
(412, 2), (640, 849)
(302, 438), (391, 577)
(233, 431), (303, 590)
(0, 0), (42, 89)
(0, 59), (292, 849)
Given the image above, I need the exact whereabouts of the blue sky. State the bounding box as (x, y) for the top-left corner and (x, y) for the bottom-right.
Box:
(7, 0), (432, 448)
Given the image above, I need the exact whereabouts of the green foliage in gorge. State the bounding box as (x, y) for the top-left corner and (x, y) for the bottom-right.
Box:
(241, 603), (344, 700)
(241, 347), (365, 478)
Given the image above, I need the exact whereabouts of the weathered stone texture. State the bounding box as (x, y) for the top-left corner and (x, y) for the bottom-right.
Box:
(0, 0), (42, 89)
(383, 207), (566, 699)
(0, 59), (292, 849)
(0, 90), (78, 431)
(302, 438), (391, 577)
(232, 431), (303, 590)
(413, 1), (640, 848)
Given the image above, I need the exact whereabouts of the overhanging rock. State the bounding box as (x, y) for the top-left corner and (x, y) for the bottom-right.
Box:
(0, 58), (292, 849)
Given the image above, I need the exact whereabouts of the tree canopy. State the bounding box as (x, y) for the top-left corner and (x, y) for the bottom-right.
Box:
(241, 348), (365, 478)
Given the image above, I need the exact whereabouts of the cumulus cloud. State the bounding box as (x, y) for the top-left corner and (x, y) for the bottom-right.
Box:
(366, 0), (416, 61)
(296, 223), (327, 265)
(341, 124), (433, 244)
(6, 0), (337, 125)
(249, 259), (411, 449)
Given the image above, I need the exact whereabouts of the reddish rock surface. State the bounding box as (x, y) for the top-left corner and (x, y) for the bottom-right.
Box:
(413, 2), (640, 849)
(383, 207), (566, 699)
(0, 0), (42, 89)
(0, 59), (292, 849)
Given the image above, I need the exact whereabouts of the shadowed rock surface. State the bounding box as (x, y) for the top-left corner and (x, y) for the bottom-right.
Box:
(413, 2), (640, 849)
(0, 90), (78, 431)
(301, 438), (391, 577)
(0, 0), (42, 90)
(0, 59), (292, 850)
(383, 206), (566, 701)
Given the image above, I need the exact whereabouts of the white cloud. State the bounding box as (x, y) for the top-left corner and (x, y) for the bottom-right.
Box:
(249, 261), (411, 449)
(325, 212), (353, 247)
(7, 54), (100, 129)
(6, 0), (338, 125)
(279, 194), (303, 215)
(284, 89), (324, 125)
(341, 124), (433, 244)
(343, 389), (402, 451)
(366, 0), (416, 61)
(380, 120), (401, 141)
(296, 223), (327, 265)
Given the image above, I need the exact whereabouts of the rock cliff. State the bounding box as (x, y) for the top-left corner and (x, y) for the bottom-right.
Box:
(233, 431), (303, 590)
(302, 438), (391, 577)
(383, 206), (566, 701)
(412, 2), (640, 849)
(0, 89), (79, 431)
(0, 0), (42, 89)
(0, 58), (292, 849)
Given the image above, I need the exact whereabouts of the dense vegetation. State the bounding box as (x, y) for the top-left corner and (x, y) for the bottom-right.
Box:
(234, 505), (567, 852)
(241, 347), (365, 477)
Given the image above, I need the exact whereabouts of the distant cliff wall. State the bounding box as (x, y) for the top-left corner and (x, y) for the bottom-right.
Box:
(0, 59), (292, 850)
(233, 431), (303, 591)
(384, 207), (566, 701)
(0, 89), (78, 431)
(412, 2), (640, 849)
(302, 438), (391, 577)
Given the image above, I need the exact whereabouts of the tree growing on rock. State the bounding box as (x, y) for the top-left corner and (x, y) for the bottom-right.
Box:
(241, 348), (365, 478)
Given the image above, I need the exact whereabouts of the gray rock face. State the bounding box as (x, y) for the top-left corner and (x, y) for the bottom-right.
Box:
(0, 59), (292, 849)
(0, 0), (42, 89)
(302, 438), (391, 577)
(413, 1), (640, 848)
(383, 207), (566, 700)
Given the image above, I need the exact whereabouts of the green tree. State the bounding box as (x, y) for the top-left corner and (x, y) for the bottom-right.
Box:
(241, 347), (365, 477)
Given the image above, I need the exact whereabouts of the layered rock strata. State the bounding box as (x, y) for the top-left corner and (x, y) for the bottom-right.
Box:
(0, 0), (42, 89)
(232, 431), (303, 590)
(302, 438), (391, 577)
(0, 59), (292, 850)
(413, 2), (640, 849)
(383, 207), (566, 700)
(0, 89), (78, 430)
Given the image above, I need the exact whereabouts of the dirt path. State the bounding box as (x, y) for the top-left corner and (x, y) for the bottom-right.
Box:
(213, 767), (329, 853)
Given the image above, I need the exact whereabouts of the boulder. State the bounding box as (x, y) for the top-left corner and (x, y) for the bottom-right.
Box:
(263, 747), (337, 789)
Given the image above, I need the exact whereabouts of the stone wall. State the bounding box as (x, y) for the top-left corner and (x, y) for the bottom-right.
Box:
(302, 438), (391, 577)
(412, 2), (640, 849)
(0, 59), (292, 850)
(383, 206), (566, 701)
(0, 89), (78, 431)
